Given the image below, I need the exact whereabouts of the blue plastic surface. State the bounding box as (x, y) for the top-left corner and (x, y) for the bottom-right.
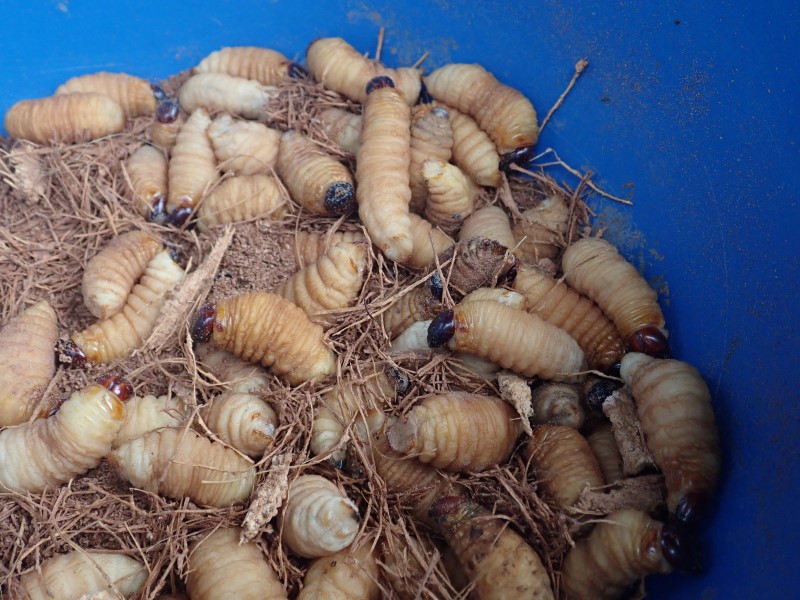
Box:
(1, 1), (798, 597)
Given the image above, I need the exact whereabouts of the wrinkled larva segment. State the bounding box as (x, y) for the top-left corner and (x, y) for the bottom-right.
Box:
(194, 46), (296, 86)
(187, 527), (288, 600)
(56, 71), (157, 117)
(460, 287), (525, 308)
(114, 394), (187, 449)
(178, 73), (276, 120)
(318, 107), (363, 154)
(0, 301), (58, 427)
(281, 474), (360, 558)
(306, 37), (421, 105)
(148, 101), (184, 153)
(5, 93), (126, 144)
(196, 174), (287, 232)
(11, 551), (146, 600)
(294, 230), (367, 267)
(167, 108), (217, 218)
(382, 285), (442, 340)
(409, 104), (454, 213)
(81, 230), (163, 320)
(525, 425), (605, 507)
(459, 205), (516, 251)
(208, 113), (281, 174)
(125, 144), (168, 220)
(195, 344), (271, 394)
(512, 196), (570, 263)
(586, 422), (625, 484)
(403, 213), (455, 270)
(422, 159), (477, 235)
(110, 427), (255, 507)
(446, 105), (501, 187)
(200, 391), (277, 458)
(298, 542), (380, 600)
(561, 509), (673, 600)
(620, 353), (721, 525)
(530, 383), (586, 429)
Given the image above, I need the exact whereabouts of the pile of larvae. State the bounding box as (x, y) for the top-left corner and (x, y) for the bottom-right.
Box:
(0, 37), (721, 600)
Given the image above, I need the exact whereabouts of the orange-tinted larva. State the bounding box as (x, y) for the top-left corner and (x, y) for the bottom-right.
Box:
(294, 230), (366, 267)
(194, 46), (299, 85)
(422, 159), (477, 234)
(125, 144), (168, 221)
(404, 213), (455, 270)
(208, 113), (281, 174)
(447, 105), (502, 187)
(409, 104), (453, 213)
(56, 71), (157, 117)
(114, 393), (187, 449)
(178, 73), (276, 120)
(196, 174), (287, 232)
(317, 106), (363, 154)
(586, 421), (624, 484)
(298, 542), (380, 600)
(200, 392), (277, 458)
(148, 98), (184, 153)
(512, 196), (570, 262)
(530, 383), (586, 429)
(459, 205), (516, 251)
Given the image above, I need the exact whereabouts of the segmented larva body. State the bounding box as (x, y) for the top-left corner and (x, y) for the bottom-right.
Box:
(294, 230), (366, 267)
(196, 174), (286, 232)
(114, 394), (187, 448)
(167, 108), (218, 217)
(0, 377), (131, 493)
(514, 264), (625, 371)
(208, 114), (281, 174)
(447, 106), (501, 187)
(318, 107), (363, 154)
(0, 301), (58, 427)
(178, 73), (275, 120)
(56, 71), (157, 117)
(424, 63), (539, 157)
(382, 285), (441, 340)
(282, 474), (360, 558)
(620, 353), (721, 525)
(422, 160), (476, 234)
(460, 286), (525, 308)
(387, 392), (521, 472)
(195, 46), (296, 85)
(10, 551), (146, 600)
(69, 250), (185, 364)
(525, 425), (605, 507)
(5, 93), (125, 144)
(149, 99), (184, 153)
(530, 383), (585, 429)
(562, 237), (670, 357)
(409, 105), (453, 213)
(195, 292), (336, 384)
(512, 196), (570, 262)
(81, 230), (163, 320)
(201, 392), (277, 458)
(561, 510), (674, 600)
(429, 497), (554, 600)
(404, 213), (454, 270)
(110, 427), (255, 507)
(389, 319), (431, 353)
(459, 205), (516, 251)
(276, 129), (355, 216)
(298, 542), (380, 600)
(196, 344), (270, 393)
(126, 144), (168, 220)
(306, 37), (421, 105)
(356, 80), (413, 262)
(587, 422), (624, 484)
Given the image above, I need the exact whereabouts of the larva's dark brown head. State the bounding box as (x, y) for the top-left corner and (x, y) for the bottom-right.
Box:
(428, 496), (466, 523)
(57, 338), (87, 368)
(167, 206), (193, 228)
(386, 367), (411, 395)
(287, 62), (309, 79)
(192, 304), (217, 343)
(660, 521), (704, 574)
(166, 245), (185, 266)
(155, 98), (180, 124)
(97, 374), (134, 402)
(585, 378), (620, 410)
(365, 75), (395, 95)
(674, 491), (710, 528)
(628, 326), (671, 358)
(150, 82), (167, 102)
(416, 81), (434, 105)
(428, 272), (444, 301)
(148, 194), (168, 224)
(324, 181), (356, 215)
(427, 310), (456, 347)
(499, 145), (537, 172)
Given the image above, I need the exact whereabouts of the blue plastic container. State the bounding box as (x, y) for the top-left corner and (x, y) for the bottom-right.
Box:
(1, 1), (798, 597)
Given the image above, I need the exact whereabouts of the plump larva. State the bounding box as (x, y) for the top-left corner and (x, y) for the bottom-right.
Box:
(195, 46), (298, 85)
(149, 98), (184, 152)
(187, 527), (287, 600)
(620, 353), (721, 525)
(387, 392), (521, 472)
(428, 300), (586, 381)
(208, 113), (281, 174)
(294, 230), (367, 267)
(422, 159), (476, 234)
(425, 63), (539, 160)
(276, 129), (355, 216)
(389, 319), (432, 353)
(409, 105), (453, 212)
(447, 106), (501, 187)
(318, 107), (363, 154)
(110, 427), (255, 507)
(10, 551), (146, 600)
(382, 283), (442, 340)
(356, 77), (413, 262)
(196, 344), (271, 393)
(0, 376), (131, 493)
(306, 37), (421, 105)
(429, 497), (554, 600)
(530, 383), (586, 429)
(56, 71), (157, 117)
(459, 205), (516, 251)
(201, 392), (277, 458)
(526, 425), (605, 507)
(512, 196), (570, 262)
(192, 292), (336, 385)
(561, 510), (680, 599)
(196, 174), (287, 232)
(167, 108), (218, 221)
(404, 213), (454, 270)
(66, 249), (185, 365)
(178, 73), (276, 120)
(281, 474), (360, 558)
(125, 144), (168, 221)
(0, 301), (58, 426)
(81, 230), (163, 320)
(114, 393), (187, 448)
(514, 264), (625, 371)
(298, 542), (380, 600)
(587, 422), (624, 484)
(562, 237), (670, 357)
(5, 93), (126, 144)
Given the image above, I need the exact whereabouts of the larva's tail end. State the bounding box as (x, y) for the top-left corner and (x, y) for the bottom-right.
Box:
(499, 144), (537, 172)
(97, 374), (134, 402)
(192, 304), (217, 343)
(427, 310), (456, 347)
(628, 326), (671, 358)
(661, 520), (705, 574)
(287, 62), (309, 79)
(155, 98), (180, 123)
(324, 181), (356, 215)
(386, 416), (418, 454)
(366, 75), (395, 95)
(57, 338), (87, 369)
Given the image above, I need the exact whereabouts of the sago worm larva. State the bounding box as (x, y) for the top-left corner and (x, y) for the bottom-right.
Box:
(458, 205), (516, 251)
(148, 98), (184, 153)
(125, 144), (168, 222)
(294, 230), (366, 267)
(317, 106), (363, 154)
(447, 105), (501, 187)
(0, 300), (58, 427)
(297, 542), (380, 600)
(208, 113), (281, 174)
(196, 344), (271, 394)
(110, 427), (256, 507)
(422, 159), (477, 234)
(178, 73), (276, 120)
(114, 393), (187, 449)
(404, 212), (454, 270)
(200, 391), (277, 458)
(512, 196), (570, 262)
(56, 71), (158, 117)
(194, 45), (303, 85)
(0, 375), (131, 493)
(409, 104), (453, 213)
(586, 422), (624, 484)
(196, 174), (287, 232)
(381, 281), (442, 340)
(389, 319), (431, 353)
(530, 382), (586, 429)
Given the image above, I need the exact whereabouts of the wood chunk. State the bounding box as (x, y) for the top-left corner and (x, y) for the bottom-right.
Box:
(240, 453), (293, 542)
(497, 370), (533, 436)
(602, 388), (656, 476)
(572, 474), (666, 516)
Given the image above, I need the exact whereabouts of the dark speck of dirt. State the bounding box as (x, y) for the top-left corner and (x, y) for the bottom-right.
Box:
(601, 95), (612, 104)
(674, 19), (681, 25)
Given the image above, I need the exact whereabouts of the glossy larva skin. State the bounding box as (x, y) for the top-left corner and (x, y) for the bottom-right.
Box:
(195, 46), (295, 86)
(403, 213), (454, 270)
(178, 73), (275, 120)
(422, 159), (476, 234)
(382, 285), (442, 340)
(587, 422), (624, 484)
(0, 383), (126, 493)
(5, 93), (125, 144)
(459, 205), (516, 251)
(187, 527), (287, 600)
(512, 196), (570, 262)
(281, 475), (360, 558)
(149, 111), (184, 153)
(294, 230), (366, 267)
(0, 301), (58, 426)
(208, 114), (281, 174)
(81, 230), (163, 320)
(10, 551), (146, 600)
(71, 250), (185, 363)
(201, 392), (277, 458)
(621, 353), (721, 521)
(114, 394), (186, 449)
(425, 63), (539, 155)
(306, 37), (421, 105)
(298, 542), (380, 600)
(387, 392), (521, 472)
(446, 106), (501, 187)
(56, 71), (157, 117)
(126, 144), (168, 219)
(196, 174), (286, 232)
(318, 107), (363, 154)
(409, 105), (453, 213)
(514, 264), (625, 371)
(356, 84), (413, 263)
(526, 425), (605, 507)
(530, 383), (586, 429)
(167, 108), (218, 215)
(561, 509), (672, 599)
(110, 428), (255, 507)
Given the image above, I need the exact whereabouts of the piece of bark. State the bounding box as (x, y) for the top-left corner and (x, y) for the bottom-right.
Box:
(240, 453), (293, 542)
(572, 474), (666, 516)
(497, 370), (533, 436)
(601, 388), (656, 476)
